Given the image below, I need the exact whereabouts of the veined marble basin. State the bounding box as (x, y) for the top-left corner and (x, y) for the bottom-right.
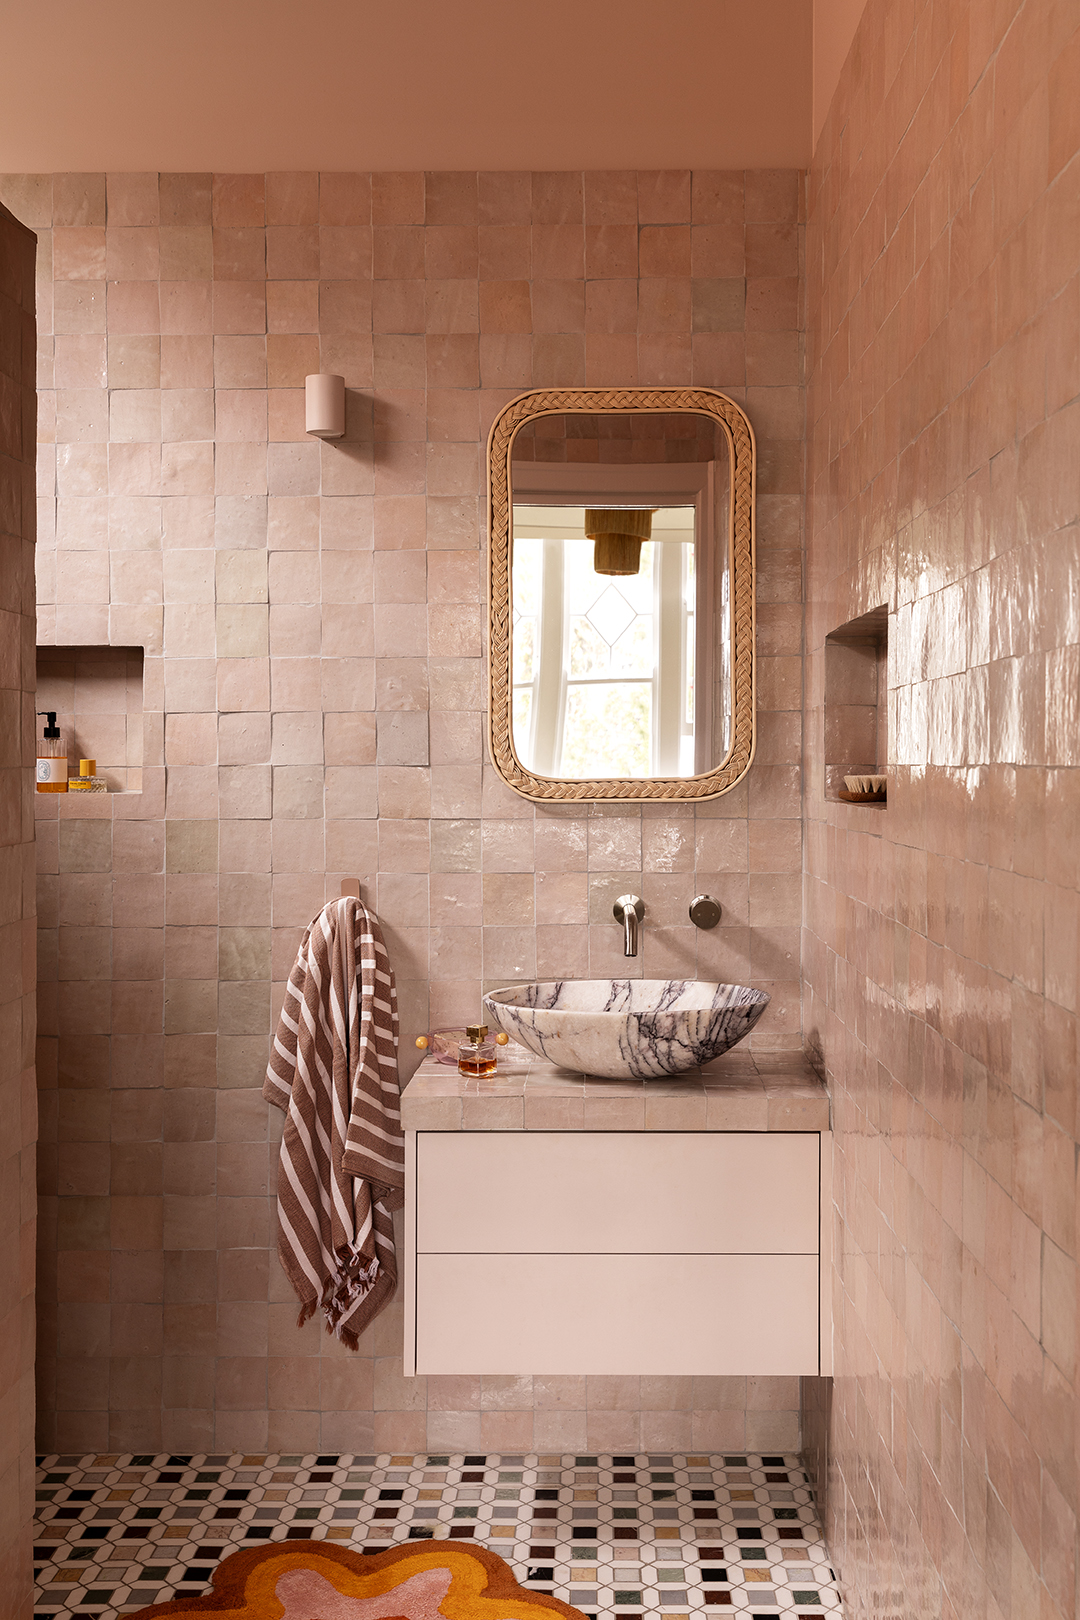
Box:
(482, 979), (770, 1080)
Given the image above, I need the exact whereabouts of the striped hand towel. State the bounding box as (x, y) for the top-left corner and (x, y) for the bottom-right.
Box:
(263, 896), (405, 1349)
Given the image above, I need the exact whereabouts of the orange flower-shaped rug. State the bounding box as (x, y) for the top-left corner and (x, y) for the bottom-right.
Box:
(128, 1541), (585, 1620)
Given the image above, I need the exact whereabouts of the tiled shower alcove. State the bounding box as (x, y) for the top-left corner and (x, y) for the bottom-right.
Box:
(35, 646), (145, 793)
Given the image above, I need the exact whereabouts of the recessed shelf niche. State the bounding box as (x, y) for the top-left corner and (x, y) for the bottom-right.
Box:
(824, 606), (887, 803)
(36, 646), (144, 792)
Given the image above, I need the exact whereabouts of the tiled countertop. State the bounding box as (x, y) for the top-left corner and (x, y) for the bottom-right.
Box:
(400, 1045), (829, 1133)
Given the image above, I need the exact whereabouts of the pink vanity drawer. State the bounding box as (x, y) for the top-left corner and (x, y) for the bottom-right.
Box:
(414, 1251), (820, 1376)
(415, 1130), (820, 1255)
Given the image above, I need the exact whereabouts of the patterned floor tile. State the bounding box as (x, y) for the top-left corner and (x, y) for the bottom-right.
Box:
(32, 1451), (844, 1617)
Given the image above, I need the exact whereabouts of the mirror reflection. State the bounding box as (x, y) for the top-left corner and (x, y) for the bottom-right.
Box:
(510, 412), (730, 781)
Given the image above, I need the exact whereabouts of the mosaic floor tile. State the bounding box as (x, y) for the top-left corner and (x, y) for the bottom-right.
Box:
(33, 1452), (843, 1617)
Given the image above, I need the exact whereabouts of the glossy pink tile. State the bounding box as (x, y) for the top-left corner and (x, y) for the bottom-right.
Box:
(25, 163), (821, 1489)
(805, 4), (1079, 1617)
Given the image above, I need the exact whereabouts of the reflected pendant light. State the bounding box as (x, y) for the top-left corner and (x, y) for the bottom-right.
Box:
(585, 508), (654, 575)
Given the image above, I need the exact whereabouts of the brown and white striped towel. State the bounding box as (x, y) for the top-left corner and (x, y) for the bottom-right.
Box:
(263, 896), (404, 1350)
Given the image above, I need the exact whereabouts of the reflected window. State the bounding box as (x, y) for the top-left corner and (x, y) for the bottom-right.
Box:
(512, 506), (696, 779)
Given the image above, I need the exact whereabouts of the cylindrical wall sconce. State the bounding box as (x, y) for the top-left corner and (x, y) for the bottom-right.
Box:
(305, 374), (345, 439)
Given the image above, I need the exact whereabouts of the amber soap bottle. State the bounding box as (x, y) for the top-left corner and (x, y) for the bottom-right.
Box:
(36, 711), (67, 792)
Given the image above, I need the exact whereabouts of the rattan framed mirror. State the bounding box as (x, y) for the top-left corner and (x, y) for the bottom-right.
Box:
(487, 387), (756, 802)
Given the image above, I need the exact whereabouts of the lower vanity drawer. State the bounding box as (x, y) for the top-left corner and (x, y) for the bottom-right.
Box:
(414, 1252), (820, 1376)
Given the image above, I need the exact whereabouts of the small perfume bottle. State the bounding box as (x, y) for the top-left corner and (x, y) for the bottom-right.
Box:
(67, 757), (107, 793)
(36, 712), (67, 792)
(458, 1023), (497, 1078)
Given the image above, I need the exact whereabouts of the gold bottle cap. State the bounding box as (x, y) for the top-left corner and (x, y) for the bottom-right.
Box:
(465, 1024), (488, 1042)
(80, 758), (96, 776)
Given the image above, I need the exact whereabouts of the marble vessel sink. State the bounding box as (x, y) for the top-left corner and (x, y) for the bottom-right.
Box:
(482, 979), (770, 1080)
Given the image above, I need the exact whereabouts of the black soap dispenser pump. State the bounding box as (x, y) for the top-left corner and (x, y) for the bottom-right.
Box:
(36, 711), (68, 793)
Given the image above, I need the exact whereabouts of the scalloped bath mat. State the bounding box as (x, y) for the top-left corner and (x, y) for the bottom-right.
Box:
(127, 1540), (585, 1620)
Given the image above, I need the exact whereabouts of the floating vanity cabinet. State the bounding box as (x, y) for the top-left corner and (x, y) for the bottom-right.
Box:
(400, 1054), (832, 1379)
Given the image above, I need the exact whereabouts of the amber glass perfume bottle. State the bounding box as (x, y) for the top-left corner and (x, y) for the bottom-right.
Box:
(457, 1024), (497, 1078)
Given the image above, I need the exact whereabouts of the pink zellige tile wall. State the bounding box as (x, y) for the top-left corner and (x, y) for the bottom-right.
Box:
(0, 201), (38, 1620)
(2, 167), (806, 1456)
(804, 2), (1080, 1617)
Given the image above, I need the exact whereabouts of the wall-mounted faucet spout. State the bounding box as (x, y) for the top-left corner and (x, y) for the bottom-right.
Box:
(613, 894), (646, 957)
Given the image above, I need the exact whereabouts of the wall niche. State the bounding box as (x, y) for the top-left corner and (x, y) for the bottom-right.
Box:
(36, 645), (144, 792)
(824, 606), (888, 803)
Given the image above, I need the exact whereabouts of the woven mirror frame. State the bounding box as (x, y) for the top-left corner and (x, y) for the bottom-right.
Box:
(487, 386), (757, 802)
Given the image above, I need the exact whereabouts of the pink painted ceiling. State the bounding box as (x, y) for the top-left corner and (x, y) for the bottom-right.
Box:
(0, 0), (865, 172)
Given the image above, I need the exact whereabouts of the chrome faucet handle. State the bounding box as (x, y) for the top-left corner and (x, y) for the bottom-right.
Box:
(613, 893), (645, 957)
